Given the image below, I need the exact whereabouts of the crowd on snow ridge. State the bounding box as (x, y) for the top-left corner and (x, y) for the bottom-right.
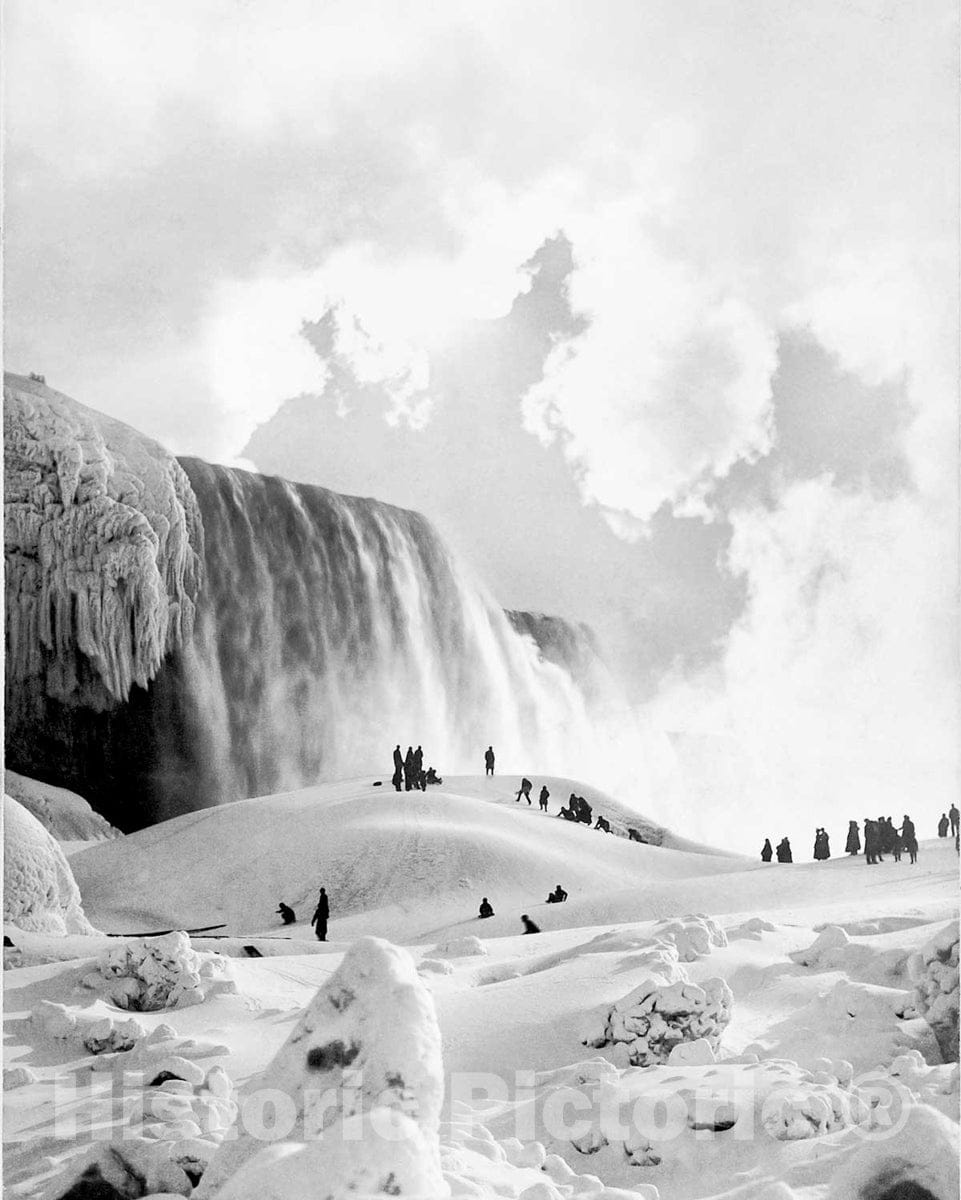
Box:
(760, 805), (958, 865)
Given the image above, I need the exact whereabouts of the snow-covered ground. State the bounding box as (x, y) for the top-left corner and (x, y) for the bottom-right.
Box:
(3, 775), (958, 1200)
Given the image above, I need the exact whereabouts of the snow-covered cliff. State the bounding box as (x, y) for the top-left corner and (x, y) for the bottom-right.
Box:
(4, 374), (204, 715)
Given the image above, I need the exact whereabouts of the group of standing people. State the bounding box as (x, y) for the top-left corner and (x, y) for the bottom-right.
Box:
(862, 815), (918, 865)
(392, 745), (441, 792)
(763, 812), (936, 866)
(760, 837), (793, 863)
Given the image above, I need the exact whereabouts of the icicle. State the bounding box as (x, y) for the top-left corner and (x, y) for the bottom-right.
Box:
(3, 375), (204, 713)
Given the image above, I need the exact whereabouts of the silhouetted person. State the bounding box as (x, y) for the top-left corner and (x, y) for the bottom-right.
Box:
(276, 902), (296, 926)
(546, 884), (568, 903)
(426, 767), (442, 785)
(478, 898), (494, 919)
(392, 745), (404, 792)
(863, 818), (877, 864)
(539, 785), (550, 811)
(949, 804), (959, 838)
(938, 813), (950, 838)
(404, 746), (415, 792)
(311, 888), (329, 941)
(761, 838), (773, 863)
(775, 838), (792, 863)
(485, 746), (495, 776)
(813, 829), (830, 861)
(413, 746), (425, 790)
(879, 817), (896, 855)
(892, 826), (903, 862)
(900, 815), (918, 864)
(521, 914), (540, 934)
(515, 778), (533, 804)
(845, 821), (861, 855)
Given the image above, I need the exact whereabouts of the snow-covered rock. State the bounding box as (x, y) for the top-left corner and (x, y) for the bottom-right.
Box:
(4, 770), (119, 842)
(432, 935), (488, 958)
(908, 921), (959, 1062)
(3, 1065), (38, 1089)
(83, 931), (235, 1011)
(3, 795), (98, 935)
(215, 1111), (443, 1200)
(32, 1001), (145, 1054)
(4, 374), (203, 713)
(197, 936), (446, 1198)
(790, 925), (850, 967)
(581, 976), (733, 1066)
(650, 914), (728, 961)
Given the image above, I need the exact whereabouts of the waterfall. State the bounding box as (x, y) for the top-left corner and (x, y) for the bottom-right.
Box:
(5, 379), (677, 830)
(175, 458), (628, 802)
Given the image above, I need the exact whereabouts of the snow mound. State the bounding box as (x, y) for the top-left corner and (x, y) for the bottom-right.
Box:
(581, 976), (733, 1067)
(197, 936), (445, 1198)
(727, 916), (777, 940)
(908, 921), (959, 1063)
(650, 913), (727, 961)
(3, 795), (98, 935)
(45, 1032), (235, 1197)
(3, 770), (119, 842)
(82, 931), (236, 1011)
(214, 1111), (442, 1200)
(32, 1000), (145, 1054)
(432, 935), (488, 958)
(4, 1065), (38, 1089)
(4, 373), (203, 713)
(828, 1103), (959, 1200)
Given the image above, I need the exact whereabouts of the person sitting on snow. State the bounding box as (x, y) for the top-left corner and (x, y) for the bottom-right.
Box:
(521, 914), (540, 934)
(478, 898), (494, 918)
(546, 884), (568, 904)
(276, 902), (296, 925)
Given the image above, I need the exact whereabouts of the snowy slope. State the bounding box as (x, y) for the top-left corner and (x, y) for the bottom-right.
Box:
(3, 770), (119, 845)
(3, 772), (955, 1200)
(70, 775), (745, 940)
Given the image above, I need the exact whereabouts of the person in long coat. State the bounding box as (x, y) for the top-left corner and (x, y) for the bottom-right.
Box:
(845, 821), (861, 855)
(761, 839), (773, 862)
(311, 888), (329, 941)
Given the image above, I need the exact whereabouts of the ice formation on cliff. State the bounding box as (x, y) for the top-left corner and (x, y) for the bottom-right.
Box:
(3, 795), (98, 935)
(4, 373), (203, 713)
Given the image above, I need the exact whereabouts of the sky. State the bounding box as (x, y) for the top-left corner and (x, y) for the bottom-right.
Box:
(4, 0), (960, 845)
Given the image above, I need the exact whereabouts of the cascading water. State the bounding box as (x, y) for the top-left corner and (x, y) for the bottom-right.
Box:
(175, 458), (639, 801)
(5, 376), (678, 830)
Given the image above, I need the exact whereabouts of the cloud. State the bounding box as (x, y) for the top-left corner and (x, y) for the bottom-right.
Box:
(5, 0), (957, 849)
(653, 476), (958, 850)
